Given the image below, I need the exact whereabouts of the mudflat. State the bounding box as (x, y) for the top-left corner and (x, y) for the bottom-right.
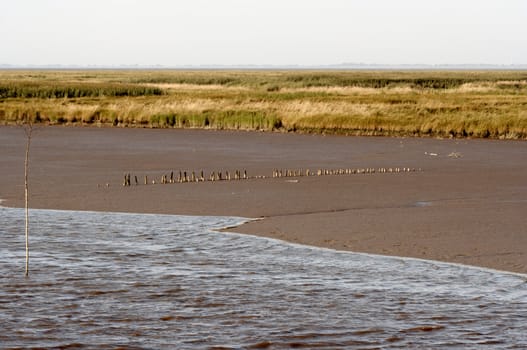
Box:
(1, 126), (526, 274)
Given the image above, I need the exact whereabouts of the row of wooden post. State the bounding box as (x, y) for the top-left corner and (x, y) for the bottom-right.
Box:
(123, 169), (250, 186)
(123, 167), (420, 187)
(272, 167), (419, 178)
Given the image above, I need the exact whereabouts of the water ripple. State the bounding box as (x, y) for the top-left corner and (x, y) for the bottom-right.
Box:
(1, 207), (526, 349)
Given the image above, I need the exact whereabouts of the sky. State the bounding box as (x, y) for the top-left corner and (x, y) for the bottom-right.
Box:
(1, 0), (526, 66)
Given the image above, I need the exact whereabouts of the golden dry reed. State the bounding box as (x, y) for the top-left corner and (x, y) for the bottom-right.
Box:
(1, 70), (526, 139)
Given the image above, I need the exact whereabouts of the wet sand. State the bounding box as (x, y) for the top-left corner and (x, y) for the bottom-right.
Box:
(1, 126), (526, 274)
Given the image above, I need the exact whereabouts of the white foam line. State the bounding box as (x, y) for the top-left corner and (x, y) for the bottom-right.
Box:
(224, 229), (527, 279)
(0, 205), (251, 223)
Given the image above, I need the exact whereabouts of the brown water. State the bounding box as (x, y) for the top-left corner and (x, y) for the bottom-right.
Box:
(1, 207), (526, 349)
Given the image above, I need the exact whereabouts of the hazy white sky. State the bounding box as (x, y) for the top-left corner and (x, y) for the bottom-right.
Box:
(1, 0), (526, 66)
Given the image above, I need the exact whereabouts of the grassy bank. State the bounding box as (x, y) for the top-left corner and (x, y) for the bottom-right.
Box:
(1, 70), (526, 138)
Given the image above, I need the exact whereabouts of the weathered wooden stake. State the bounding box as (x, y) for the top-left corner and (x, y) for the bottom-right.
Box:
(23, 121), (33, 277)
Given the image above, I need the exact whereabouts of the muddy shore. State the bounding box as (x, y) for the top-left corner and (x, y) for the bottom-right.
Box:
(1, 126), (525, 274)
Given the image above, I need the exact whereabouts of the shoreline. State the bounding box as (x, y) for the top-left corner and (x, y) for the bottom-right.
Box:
(4, 204), (527, 277)
(3, 204), (525, 278)
(4, 120), (526, 141)
(225, 226), (527, 278)
(1, 125), (526, 274)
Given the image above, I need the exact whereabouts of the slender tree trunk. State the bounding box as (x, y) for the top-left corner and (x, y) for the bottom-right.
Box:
(24, 125), (32, 277)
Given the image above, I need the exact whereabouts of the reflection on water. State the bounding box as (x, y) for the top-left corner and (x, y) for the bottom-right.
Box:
(1, 207), (526, 349)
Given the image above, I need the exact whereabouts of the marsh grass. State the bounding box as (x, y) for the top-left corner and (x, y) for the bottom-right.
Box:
(0, 81), (163, 98)
(0, 70), (526, 138)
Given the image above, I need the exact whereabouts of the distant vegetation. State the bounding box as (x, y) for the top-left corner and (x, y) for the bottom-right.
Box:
(0, 81), (164, 99)
(1, 70), (526, 138)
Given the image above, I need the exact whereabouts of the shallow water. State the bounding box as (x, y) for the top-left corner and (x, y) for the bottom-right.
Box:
(1, 207), (526, 349)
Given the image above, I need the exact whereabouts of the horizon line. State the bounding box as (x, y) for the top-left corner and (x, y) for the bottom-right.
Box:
(2, 63), (527, 70)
